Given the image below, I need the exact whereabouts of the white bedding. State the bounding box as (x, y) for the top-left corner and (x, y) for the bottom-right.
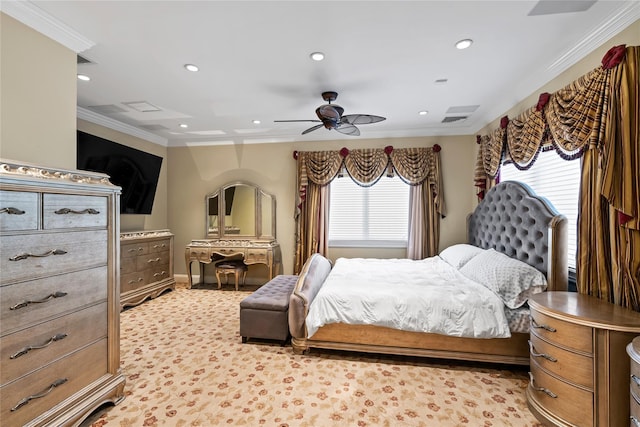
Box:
(305, 257), (511, 339)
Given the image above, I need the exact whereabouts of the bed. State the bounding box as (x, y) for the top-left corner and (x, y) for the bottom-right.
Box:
(288, 181), (568, 365)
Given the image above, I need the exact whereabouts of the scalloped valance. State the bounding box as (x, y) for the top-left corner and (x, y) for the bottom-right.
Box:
(474, 44), (624, 197)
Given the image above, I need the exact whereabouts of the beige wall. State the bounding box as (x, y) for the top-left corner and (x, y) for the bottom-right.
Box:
(168, 135), (476, 278)
(0, 13), (77, 169)
(77, 120), (170, 232)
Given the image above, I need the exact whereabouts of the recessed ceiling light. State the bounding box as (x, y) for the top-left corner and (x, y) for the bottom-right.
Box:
(184, 64), (199, 72)
(179, 123), (188, 128)
(455, 39), (473, 50)
(77, 74), (90, 81)
(310, 52), (325, 61)
(252, 120), (261, 125)
(419, 110), (429, 116)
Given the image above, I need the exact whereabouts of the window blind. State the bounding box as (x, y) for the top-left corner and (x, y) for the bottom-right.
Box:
(329, 176), (409, 247)
(500, 150), (580, 269)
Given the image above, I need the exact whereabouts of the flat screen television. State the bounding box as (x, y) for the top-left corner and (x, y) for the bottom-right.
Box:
(77, 130), (163, 214)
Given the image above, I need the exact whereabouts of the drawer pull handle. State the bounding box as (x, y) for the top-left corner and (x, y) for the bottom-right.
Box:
(127, 247), (144, 253)
(54, 208), (100, 215)
(530, 317), (556, 332)
(128, 277), (144, 284)
(632, 374), (640, 388)
(153, 244), (167, 249)
(10, 291), (68, 310)
(528, 340), (557, 362)
(528, 372), (557, 398)
(147, 257), (161, 263)
(632, 416), (640, 427)
(9, 249), (67, 261)
(153, 271), (167, 278)
(11, 378), (68, 411)
(10, 333), (68, 359)
(0, 207), (25, 215)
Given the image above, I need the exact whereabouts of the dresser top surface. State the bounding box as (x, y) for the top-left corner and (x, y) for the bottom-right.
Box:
(529, 291), (640, 332)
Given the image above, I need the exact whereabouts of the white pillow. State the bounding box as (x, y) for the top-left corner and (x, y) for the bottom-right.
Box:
(438, 244), (485, 269)
(458, 249), (547, 309)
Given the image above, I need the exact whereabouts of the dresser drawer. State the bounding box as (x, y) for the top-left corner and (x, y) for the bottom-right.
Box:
(0, 339), (108, 427)
(246, 248), (269, 263)
(1, 267), (107, 335)
(42, 194), (108, 229)
(147, 265), (170, 284)
(530, 309), (593, 354)
(632, 390), (640, 427)
(136, 251), (170, 271)
(149, 239), (170, 254)
(0, 302), (106, 386)
(0, 190), (38, 231)
(0, 230), (107, 284)
(529, 334), (593, 389)
(121, 271), (145, 293)
(529, 359), (594, 427)
(122, 241), (149, 259)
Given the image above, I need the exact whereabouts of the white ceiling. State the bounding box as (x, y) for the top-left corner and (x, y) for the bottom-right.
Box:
(6, 1), (640, 147)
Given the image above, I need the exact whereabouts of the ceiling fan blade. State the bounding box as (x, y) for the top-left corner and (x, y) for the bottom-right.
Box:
(335, 123), (360, 136)
(342, 114), (386, 125)
(274, 119), (321, 123)
(302, 124), (324, 135)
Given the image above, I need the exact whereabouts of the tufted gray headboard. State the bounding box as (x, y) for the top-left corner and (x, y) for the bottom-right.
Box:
(467, 181), (568, 291)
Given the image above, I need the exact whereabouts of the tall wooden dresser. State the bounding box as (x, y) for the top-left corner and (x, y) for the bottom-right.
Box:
(0, 159), (125, 426)
(120, 229), (175, 309)
(630, 336), (640, 427)
(527, 292), (640, 427)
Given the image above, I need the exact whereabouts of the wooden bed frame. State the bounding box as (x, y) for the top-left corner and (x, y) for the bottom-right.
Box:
(288, 181), (568, 365)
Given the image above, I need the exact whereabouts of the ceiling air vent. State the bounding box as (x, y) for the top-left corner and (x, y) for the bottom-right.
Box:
(140, 124), (170, 131)
(88, 104), (128, 115)
(77, 54), (92, 64)
(441, 116), (468, 123)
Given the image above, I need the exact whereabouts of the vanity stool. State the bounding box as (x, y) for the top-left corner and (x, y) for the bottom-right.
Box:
(215, 260), (248, 291)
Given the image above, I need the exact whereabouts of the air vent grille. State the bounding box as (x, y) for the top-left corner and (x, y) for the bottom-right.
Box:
(77, 55), (92, 64)
(442, 116), (468, 123)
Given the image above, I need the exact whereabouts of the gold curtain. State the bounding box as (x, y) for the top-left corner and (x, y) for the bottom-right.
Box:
(597, 46), (640, 310)
(293, 146), (444, 271)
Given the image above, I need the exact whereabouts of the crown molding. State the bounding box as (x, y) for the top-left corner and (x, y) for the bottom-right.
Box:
(78, 107), (169, 147)
(0, 0), (94, 53)
(547, 1), (640, 74)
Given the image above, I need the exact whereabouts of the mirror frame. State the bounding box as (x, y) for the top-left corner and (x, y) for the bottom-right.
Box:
(205, 181), (276, 241)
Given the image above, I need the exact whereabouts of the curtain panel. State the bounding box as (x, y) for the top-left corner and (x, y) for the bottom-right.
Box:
(474, 44), (639, 311)
(293, 146), (445, 273)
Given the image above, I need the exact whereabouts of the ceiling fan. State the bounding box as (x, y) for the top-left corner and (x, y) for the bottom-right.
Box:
(275, 91), (386, 136)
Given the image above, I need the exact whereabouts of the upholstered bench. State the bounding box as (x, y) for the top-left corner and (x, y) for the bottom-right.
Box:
(239, 274), (298, 345)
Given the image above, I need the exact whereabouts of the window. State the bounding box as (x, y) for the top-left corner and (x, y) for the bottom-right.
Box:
(500, 149), (580, 270)
(329, 175), (410, 248)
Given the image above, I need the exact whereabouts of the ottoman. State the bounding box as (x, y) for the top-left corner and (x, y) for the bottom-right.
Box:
(239, 275), (298, 345)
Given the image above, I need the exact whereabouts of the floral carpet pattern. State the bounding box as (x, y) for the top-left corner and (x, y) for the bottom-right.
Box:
(85, 286), (543, 426)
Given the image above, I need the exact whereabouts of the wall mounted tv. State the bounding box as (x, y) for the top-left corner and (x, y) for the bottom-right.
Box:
(76, 130), (162, 215)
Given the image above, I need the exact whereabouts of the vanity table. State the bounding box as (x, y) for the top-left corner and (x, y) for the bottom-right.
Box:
(185, 181), (280, 288)
(185, 239), (281, 288)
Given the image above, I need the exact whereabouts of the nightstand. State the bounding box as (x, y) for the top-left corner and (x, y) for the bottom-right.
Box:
(629, 336), (640, 427)
(527, 292), (640, 427)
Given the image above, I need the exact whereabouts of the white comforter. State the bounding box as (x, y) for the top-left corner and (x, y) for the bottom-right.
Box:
(305, 257), (511, 339)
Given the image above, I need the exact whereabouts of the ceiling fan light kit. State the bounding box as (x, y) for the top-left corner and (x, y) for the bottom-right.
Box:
(275, 91), (386, 136)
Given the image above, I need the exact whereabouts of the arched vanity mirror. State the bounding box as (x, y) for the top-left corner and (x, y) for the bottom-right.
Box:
(206, 182), (276, 240)
(187, 182), (281, 289)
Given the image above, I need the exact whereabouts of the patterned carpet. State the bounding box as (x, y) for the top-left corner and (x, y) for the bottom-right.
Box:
(84, 286), (543, 426)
